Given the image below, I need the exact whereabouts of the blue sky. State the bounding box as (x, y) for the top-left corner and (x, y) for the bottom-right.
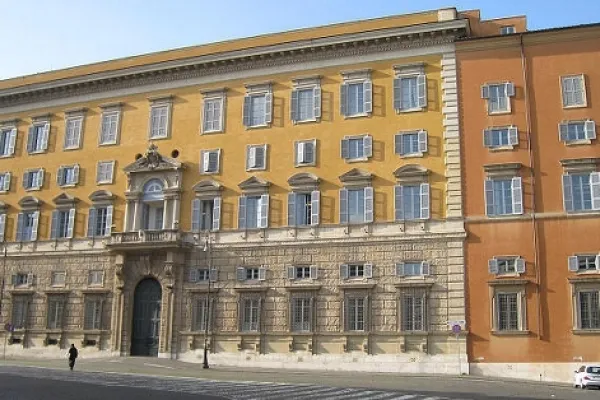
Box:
(1, 0), (599, 80)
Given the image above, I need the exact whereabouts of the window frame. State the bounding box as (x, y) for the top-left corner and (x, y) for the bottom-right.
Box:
(201, 91), (226, 134)
(481, 82), (514, 115)
(396, 261), (430, 277)
(87, 205), (113, 238)
(559, 120), (596, 144)
(291, 78), (321, 124)
(341, 134), (372, 162)
(200, 149), (221, 175)
(340, 70), (372, 118)
(50, 208), (76, 239)
(0, 172), (11, 193)
(245, 144), (268, 171)
(57, 164), (80, 187)
(239, 296), (262, 332)
(96, 160), (115, 185)
(148, 99), (172, 140)
(491, 286), (527, 333)
(22, 168), (44, 191)
(483, 126), (519, 150)
(83, 297), (104, 331)
(561, 74), (587, 109)
(393, 64), (427, 113)
(294, 139), (317, 167)
(0, 125), (17, 158)
(562, 172), (600, 213)
(484, 175), (523, 217)
(99, 107), (121, 146)
(63, 114), (84, 150)
(27, 121), (50, 154)
(399, 289), (428, 332)
(343, 294), (369, 332)
(500, 26), (516, 35)
(51, 271), (67, 288)
(290, 294), (314, 332)
(46, 295), (66, 330)
(87, 270), (104, 286)
(243, 84), (272, 129)
(395, 130), (428, 157)
(574, 289), (600, 331)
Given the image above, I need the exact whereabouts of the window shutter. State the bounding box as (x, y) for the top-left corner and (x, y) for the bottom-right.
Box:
(558, 123), (569, 142)
(57, 167), (65, 186)
(87, 208), (97, 237)
(485, 179), (495, 216)
(421, 261), (430, 276)
(393, 78), (402, 110)
(0, 214), (5, 242)
(418, 130), (428, 153)
(483, 129), (493, 147)
(3, 173), (10, 191)
(8, 129), (16, 155)
(27, 273), (34, 286)
(242, 96), (251, 127)
(259, 194), (269, 228)
(364, 186), (374, 223)
(188, 268), (198, 283)
(590, 172), (600, 210)
(212, 197), (221, 231)
(506, 82), (515, 97)
(340, 83), (348, 116)
(50, 210), (59, 239)
(508, 126), (518, 146)
(396, 262), (405, 276)
(595, 255), (600, 271)
(36, 169), (44, 188)
(208, 151), (219, 173)
(67, 208), (75, 238)
(238, 196), (247, 229)
(363, 135), (373, 158)
(568, 256), (579, 272)
(310, 265), (318, 279)
(515, 258), (525, 274)
(256, 146), (266, 169)
(488, 259), (499, 274)
(394, 185), (404, 221)
(236, 267), (246, 281)
(73, 164), (80, 185)
(27, 127), (34, 153)
(16, 213), (23, 241)
(481, 85), (490, 99)
(395, 134), (403, 155)
(339, 264), (349, 280)
(287, 192), (296, 227)
(417, 74), (427, 108)
(41, 123), (50, 150)
(190, 198), (201, 232)
(265, 93), (273, 124)
(310, 190), (320, 226)
(420, 183), (430, 220)
(247, 146), (256, 169)
(341, 138), (350, 159)
(511, 177), (523, 215)
(290, 90), (298, 122)
(74, 120), (82, 148)
(201, 151), (210, 172)
(313, 86), (321, 118)
(22, 172), (29, 189)
(298, 141), (305, 164)
(363, 81), (373, 113)
(105, 206), (113, 235)
(339, 188), (348, 224)
(31, 211), (39, 241)
(305, 141), (314, 164)
(287, 266), (296, 280)
(584, 120), (596, 140)
(258, 266), (266, 281)
(364, 263), (373, 278)
(209, 268), (218, 283)
(562, 175), (574, 212)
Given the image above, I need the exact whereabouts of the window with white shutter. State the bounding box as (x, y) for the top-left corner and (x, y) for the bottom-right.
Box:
(291, 77), (321, 123)
(202, 92), (225, 133)
(481, 82), (514, 114)
(200, 149), (221, 174)
(559, 120), (596, 143)
(0, 127), (17, 157)
(87, 206), (113, 237)
(483, 126), (519, 149)
(57, 164), (80, 187)
(569, 255), (600, 272)
(51, 271), (66, 287)
(239, 195), (268, 229)
(50, 208), (75, 239)
(340, 70), (372, 117)
(27, 122), (50, 154)
(17, 211), (39, 242)
(394, 183), (430, 221)
(0, 172), (10, 193)
(488, 257), (525, 275)
(393, 63), (427, 112)
(243, 84), (272, 128)
(149, 100), (171, 139)
(563, 172), (600, 212)
(99, 108), (121, 145)
(485, 177), (523, 216)
(341, 135), (372, 161)
(246, 144), (267, 171)
(395, 130), (428, 156)
(96, 161), (115, 184)
(64, 115), (83, 150)
(22, 169), (44, 191)
(561, 75), (587, 108)
(396, 261), (430, 277)
(294, 140), (317, 166)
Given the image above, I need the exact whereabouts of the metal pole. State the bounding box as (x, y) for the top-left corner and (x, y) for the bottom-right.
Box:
(1, 246), (7, 360)
(203, 231), (210, 369)
(457, 334), (461, 375)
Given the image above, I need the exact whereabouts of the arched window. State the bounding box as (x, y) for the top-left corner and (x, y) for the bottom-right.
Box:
(143, 179), (164, 201)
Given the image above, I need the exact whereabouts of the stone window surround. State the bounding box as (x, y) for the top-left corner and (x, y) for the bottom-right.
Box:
(199, 148), (221, 175)
(286, 290), (317, 334)
(246, 144), (268, 171)
(481, 81), (514, 115)
(200, 88), (227, 134)
(291, 76), (321, 124)
(569, 277), (600, 334)
(340, 69), (372, 119)
(147, 95), (173, 140)
(488, 279), (529, 336)
(395, 280), (434, 333)
(560, 74), (587, 109)
(63, 107), (86, 151)
(339, 284), (374, 334)
(234, 287), (267, 334)
(293, 139), (317, 167)
(393, 62), (427, 113)
(243, 82), (273, 129)
(98, 102), (123, 146)
(0, 119), (18, 158)
(23, 168), (44, 192)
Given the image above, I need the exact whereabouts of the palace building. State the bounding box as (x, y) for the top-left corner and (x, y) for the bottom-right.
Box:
(0, 8), (528, 374)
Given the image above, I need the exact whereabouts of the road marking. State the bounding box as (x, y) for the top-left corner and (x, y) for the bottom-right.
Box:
(143, 363), (175, 369)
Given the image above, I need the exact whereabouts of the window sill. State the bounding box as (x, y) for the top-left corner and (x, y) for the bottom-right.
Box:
(27, 150), (47, 155)
(491, 330), (530, 336)
(294, 162), (316, 168)
(487, 110), (512, 116)
(63, 146), (81, 151)
(399, 330), (430, 336)
(245, 124), (271, 130)
(564, 139), (592, 146)
(148, 135), (169, 140)
(566, 210), (600, 216)
(563, 104), (587, 110)
(284, 283), (322, 291)
(292, 118), (319, 125)
(96, 181), (114, 185)
(81, 288), (110, 294)
(399, 152), (425, 158)
(245, 168), (267, 172)
(0, 190), (8, 194)
(338, 282), (375, 289)
(201, 129), (224, 135)
(488, 145), (516, 152)
(572, 329), (600, 335)
(200, 171), (219, 175)
(396, 107), (425, 114)
(58, 184), (77, 188)
(343, 113), (370, 119)
(0, 154), (14, 158)
(486, 214), (525, 220)
(344, 157), (369, 163)
(98, 142), (118, 147)
(24, 187), (41, 192)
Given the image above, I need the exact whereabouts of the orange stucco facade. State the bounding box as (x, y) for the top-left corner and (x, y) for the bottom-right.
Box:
(458, 25), (600, 376)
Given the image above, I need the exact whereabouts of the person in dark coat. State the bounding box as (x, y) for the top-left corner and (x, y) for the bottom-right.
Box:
(67, 344), (78, 371)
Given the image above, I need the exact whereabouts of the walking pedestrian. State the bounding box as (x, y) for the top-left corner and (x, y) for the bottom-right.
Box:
(67, 343), (78, 371)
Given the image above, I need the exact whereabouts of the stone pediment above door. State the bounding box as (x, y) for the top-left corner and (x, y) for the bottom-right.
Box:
(124, 143), (185, 193)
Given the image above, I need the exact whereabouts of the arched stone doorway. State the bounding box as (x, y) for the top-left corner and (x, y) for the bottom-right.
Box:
(131, 278), (162, 356)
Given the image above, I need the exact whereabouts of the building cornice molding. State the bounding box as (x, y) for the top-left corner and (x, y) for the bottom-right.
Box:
(0, 21), (467, 109)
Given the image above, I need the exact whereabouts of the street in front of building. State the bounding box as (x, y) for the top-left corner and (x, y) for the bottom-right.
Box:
(0, 357), (598, 400)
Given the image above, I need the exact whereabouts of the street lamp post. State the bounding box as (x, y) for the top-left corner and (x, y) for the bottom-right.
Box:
(202, 231), (211, 369)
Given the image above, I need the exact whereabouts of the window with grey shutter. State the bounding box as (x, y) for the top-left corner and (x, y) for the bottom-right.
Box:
(339, 188), (348, 224)
(201, 149), (220, 173)
(0, 172), (10, 192)
(364, 186), (374, 223)
(0, 127), (17, 157)
(291, 84), (320, 123)
(246, 145), (267, 170)
(64, 116), (83, 150)
(561, 75), (586, 108)
(340, 71), (372, 117)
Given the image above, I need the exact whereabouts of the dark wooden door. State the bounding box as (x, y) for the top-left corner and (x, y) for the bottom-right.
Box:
(131, 278), (161, 356)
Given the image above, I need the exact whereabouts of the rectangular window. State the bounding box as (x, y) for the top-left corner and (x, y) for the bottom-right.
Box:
(297, 88), (315, 121)
(51, 271), (66, 287)
(401, 292), (426, 331)
(393, 65), (427, 112)
(481, 83), (514, 114)
(497, 258), (517, 274)
(294, 140), (316, 166)
(347, 189), (365, 224)
(246, 145), (267, 170)
(559, 121), (596, 142)
(562, 75), (586, 108)
(100, 110), (120, 145)
(483, 127), (518, 148)
(200, 149), (220, 174)
(496, 292), (519, 331)
(0, 127), (16, 157)
(238, 195), (269, 230)
(27, 122), (49, 153)
(192, 297), (210, 331)
(150, 104), (170, 139)
(0, 172), (10, 192)
(576, 255), (598, 271)
(341, 135), (372, 161)
(563, 173), (599, 212)
(47, 296), (65, 329)
(245, 268), (260, 280)
(340, 72), (372, 117)
(14, 273), (30, 287)
(17, 211), (39, 242)
(395, 183), (430, 221)
(578, 291), (600, 330)
(292, 297), (312, 332)
(57, 165), (79, 187)
(346, 297), (365, 331)
(485, 177), (523, 216)
(245, 196), (260, 229)
(397, 261), (429, 276)
(202, 97), (224, 133)
(290, 193), (312, 226)
(191, 197), (221, 232)
(12, 297), (29, 329)
(395, 132), (428, 156)
(346, 82), (365, 116)
(295, 266), (311, 279)
(64, 116), (83, 149)
(23, 169), (44, 190)
(84, 298), (103, 330)
(236, 266), (266, 282)
(489, 257), (526, 275)
(51, 209), (75, 239)
(87, 270), (104, 286)
(500, 26), (516, 35)
(401, 185), (420, 220)
(87, 206), (113, 237)
(400, 77), (419, 110)
(96, 161), (115, 184)
(348, 264), (364, 278)
(241, 298), (260, 332)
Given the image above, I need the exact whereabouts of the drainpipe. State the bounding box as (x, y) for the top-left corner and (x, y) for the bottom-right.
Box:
(519, 34), (543, 339)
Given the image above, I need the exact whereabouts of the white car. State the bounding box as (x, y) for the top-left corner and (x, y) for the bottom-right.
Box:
(574, 365), (600, 389)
